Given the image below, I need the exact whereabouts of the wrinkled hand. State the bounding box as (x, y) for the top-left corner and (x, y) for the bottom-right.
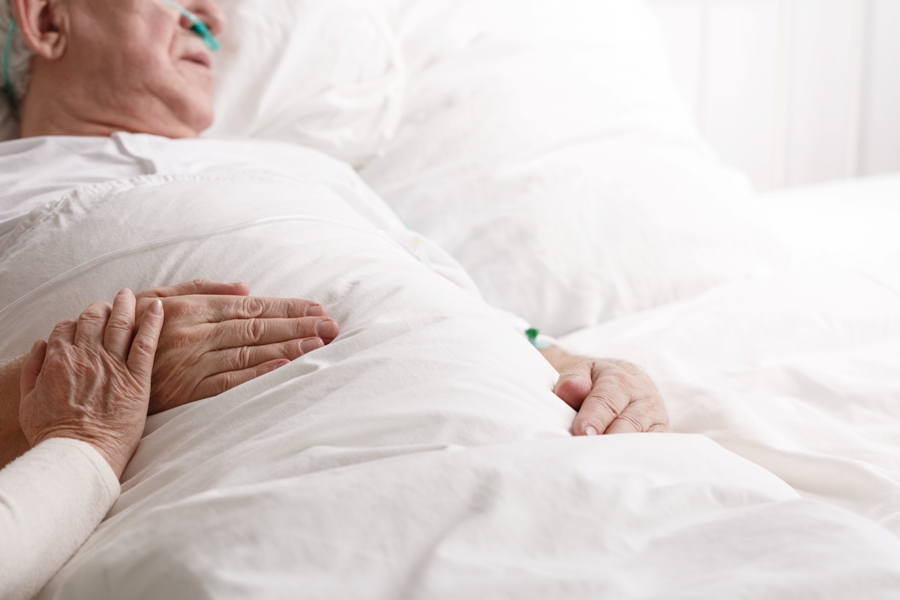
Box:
(553, 357), (671, 435)
(19, 290), (164, 478)
(134, 280), (338, 414)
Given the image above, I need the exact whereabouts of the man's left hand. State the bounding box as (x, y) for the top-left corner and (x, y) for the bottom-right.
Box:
(540, 348), (671, 435)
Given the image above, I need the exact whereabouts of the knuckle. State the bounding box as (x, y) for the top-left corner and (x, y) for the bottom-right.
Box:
(54, 318), (76, 332)
(236, 345), (254, 369)
(107, 313), (131, 327)
(584, 396), (619, 424)
(214, 373), (236, 396)
(604, 363), (633, 384)
(241, 296), (265, 318)
(286, 299), (306, 318)
(303, 317), (323, 337)
(619, 373), (639, 393)
(131, 335), (155, 357)
(82, 301), (111, 319)
(136, 297), (160, 318)
(106, 311), (133, 329)
(591, 360), (611, 376)
(596, 376), (630, 404)
(619, 411), (645, 432)
(245, 319), (266, 343)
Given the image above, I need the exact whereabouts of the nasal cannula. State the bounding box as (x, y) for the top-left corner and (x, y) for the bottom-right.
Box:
(156, 0), (221, 52)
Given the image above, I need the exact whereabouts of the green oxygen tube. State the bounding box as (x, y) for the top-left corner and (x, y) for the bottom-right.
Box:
(2, 18), (18, 113)
(157, 0), (221, 52)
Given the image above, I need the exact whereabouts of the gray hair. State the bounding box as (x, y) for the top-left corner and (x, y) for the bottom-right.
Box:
(1, 1), (35, 116)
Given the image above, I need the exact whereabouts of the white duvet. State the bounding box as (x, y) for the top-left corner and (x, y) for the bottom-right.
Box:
(1, 172), (899, 598)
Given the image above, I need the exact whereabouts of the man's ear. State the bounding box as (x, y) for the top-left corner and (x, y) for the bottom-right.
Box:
(11, 0), (68, 60)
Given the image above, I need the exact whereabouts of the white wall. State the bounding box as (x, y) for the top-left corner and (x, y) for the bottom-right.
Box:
(649, 0), (900, 191)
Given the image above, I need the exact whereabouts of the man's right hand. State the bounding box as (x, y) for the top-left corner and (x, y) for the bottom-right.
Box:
(134, 280), (339, 414)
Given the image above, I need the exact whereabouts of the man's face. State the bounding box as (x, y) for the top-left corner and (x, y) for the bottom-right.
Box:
(62, 0), (226, 136)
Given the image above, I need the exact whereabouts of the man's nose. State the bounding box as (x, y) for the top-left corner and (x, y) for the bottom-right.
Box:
(185, 0), (227, 35)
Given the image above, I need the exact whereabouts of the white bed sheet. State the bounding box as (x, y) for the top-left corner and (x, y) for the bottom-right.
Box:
(2, 172), (898, 598)
(752, 173), (900, 268)
(561, 175), (900, 535)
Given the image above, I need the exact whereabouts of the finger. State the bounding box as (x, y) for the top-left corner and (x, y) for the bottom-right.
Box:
(603, 403), (657, 435)
(104, 289), (137, 360)
(19, 340), (47, 397)
(204, 316), (339, 350)
(190, 359), (288, 404)
(136, 279), (250, 300)
(202, 296), (329, 322)
(48, 319), (77, 350)
(571, 373), (632, 436)
(74, 301), (113, 348)
(126, 299), (164, 382)
(206, 337), (323, 374)
(553, 362), (593, 409)
(304, 304), (327, 317)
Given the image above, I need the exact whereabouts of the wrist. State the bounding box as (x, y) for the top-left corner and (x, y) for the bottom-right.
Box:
(30, 429), (128, 480)
(538, 346), (587, 374)
(0, 355), (29, 469)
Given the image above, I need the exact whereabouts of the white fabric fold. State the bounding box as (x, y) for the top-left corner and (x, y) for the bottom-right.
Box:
(1, 173), (898, 598)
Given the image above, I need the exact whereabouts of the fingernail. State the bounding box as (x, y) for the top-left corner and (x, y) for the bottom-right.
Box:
(30, 340), (40, 353)
(305, 304), (325, 317)
(316, 319), (338, 339)
(274, 360), (290, 369)
(149, 299), (163, 315)
(584, 425), (599, 436)
(300, 338), (324, 354)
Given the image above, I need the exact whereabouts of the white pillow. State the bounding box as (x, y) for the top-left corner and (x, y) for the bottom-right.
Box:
(1, 0), (787, 336)
(206, 0), (405, 167)
(359, 0), (787, 336)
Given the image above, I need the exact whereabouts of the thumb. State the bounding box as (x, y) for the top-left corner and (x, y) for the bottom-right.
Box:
(127, 300), (164, 382)
(553, 362), (593, 409)
(19, 340), (47, 397)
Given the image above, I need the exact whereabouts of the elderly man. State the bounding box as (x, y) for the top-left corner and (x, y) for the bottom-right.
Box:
(0, 0), (670, 595)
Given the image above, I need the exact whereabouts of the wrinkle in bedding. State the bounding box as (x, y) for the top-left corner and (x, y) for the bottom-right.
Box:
(0, 174), (898, 598)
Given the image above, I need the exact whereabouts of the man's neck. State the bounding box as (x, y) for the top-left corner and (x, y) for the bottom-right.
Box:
(19, 102), (119, 139)
(17, 64), (199, 139)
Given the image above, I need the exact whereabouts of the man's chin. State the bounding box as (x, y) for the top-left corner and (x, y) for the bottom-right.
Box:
(179, 96), (215, 138)
(193, 108), (215, 137)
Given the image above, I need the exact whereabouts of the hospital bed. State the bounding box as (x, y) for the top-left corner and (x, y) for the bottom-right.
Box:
(1, 0), (899, 597)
